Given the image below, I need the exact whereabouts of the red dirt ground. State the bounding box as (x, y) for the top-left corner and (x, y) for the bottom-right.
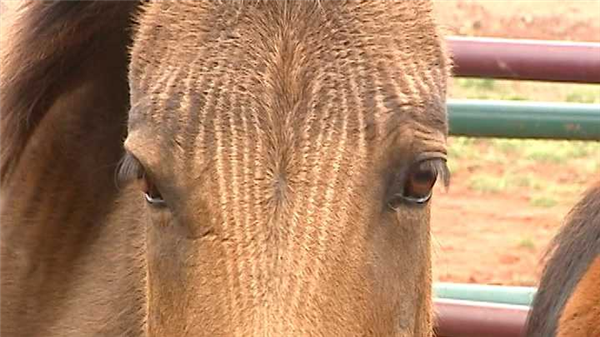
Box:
(431, 172), (574, 286)
(433, 0), (600, 42)
(430, 1), (600, 286)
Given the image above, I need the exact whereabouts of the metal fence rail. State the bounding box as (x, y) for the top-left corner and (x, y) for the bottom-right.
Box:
(448, 99), (600, 140)
(448, 36), (600, 83)
(434, 283), (537, 307)
(434, 36), (600, 337)
(434, 299), (529, 337)
(433, 284), (534, 337)
(445, 37), (600, 140)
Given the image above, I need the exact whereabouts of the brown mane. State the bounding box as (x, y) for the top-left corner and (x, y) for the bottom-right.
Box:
(0, 1), (138, 183)
(525, 181), (600, 336)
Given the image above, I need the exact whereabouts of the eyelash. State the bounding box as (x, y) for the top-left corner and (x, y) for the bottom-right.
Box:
(117, 152), (145, 185)
(116, 152), (166, 207)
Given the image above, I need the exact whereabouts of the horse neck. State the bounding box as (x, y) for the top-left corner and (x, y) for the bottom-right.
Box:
(0, 25), (147, 337)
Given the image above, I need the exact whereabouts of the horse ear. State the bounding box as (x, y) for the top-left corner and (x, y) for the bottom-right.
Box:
(0, 1), (140, 184)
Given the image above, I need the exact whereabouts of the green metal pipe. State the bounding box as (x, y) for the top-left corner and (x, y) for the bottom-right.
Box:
(447, 99), (600, 140)
(434, 282), (537, 307)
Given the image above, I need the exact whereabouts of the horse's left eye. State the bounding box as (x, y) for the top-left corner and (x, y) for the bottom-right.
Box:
(402, 161), (439, 204)
(142, 176), (166, 207)
(388, 158), (448, 208)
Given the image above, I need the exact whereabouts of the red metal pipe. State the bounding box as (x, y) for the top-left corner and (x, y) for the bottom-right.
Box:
(447, 36), (600, 83)
(433, 298), (529, 337)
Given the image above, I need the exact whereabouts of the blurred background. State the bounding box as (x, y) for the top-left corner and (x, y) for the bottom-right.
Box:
(2, 0), (596, 289)
(430, 0), (600, 286)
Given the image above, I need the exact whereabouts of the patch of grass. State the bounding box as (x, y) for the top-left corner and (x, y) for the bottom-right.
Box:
(447, 137), (598, 203)
(448, 138), (599, 167)
(583, 160), (599, 175)
(523, 140), (599, 163)
(469, 171), (549, 194)
(458, 78), (497, 91)
(545, 183), (583, 196)
(566, 92), (595, 103)
(452, 79), (499, 100)
(504, 95), (528, 101)
(516, 237), (536, 250)
(446, 159), (460, 175)
(447, 137), (481, 161)
(509, 173), (545, 191)
(450, 78), (600, 103)
(489, 139), (522, 154)
(448, 138), (510, 165)
(468, 174), (507, 193)
(565, 87), (600, 104)
(524, 148), (566, 163)
(529, 195), (558, 208)
(511, 274), (538, 287)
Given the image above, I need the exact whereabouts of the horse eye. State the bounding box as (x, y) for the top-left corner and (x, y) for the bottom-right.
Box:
(141, 176), (166, 207)
(389, 158), (446, 208)
(402, 161), (438, 204)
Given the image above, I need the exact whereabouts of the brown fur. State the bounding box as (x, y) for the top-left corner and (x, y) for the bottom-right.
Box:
(526, 181), (600, 337)
(1, 1), (450, 336)
(558, 257), (600, 337)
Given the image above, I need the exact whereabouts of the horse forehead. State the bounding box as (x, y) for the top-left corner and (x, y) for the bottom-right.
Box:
(129, 1), (447, 95)
(127, 1), (448, 156)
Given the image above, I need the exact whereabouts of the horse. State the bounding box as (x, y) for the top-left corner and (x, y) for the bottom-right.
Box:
(525, 181), (600, 337)
(0, 1), (451, 336)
